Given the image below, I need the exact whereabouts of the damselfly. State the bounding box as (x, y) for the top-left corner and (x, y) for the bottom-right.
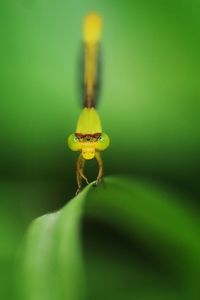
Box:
(68, 13), (110, 194)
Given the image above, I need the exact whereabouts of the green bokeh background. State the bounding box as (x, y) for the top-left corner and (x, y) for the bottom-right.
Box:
(0, 0), (200, 299)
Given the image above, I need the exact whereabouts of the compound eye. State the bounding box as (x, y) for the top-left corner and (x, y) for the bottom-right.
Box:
(96, 133), (110, 151)
(68, 133), (80, 151)
(98, 135), (103, 142)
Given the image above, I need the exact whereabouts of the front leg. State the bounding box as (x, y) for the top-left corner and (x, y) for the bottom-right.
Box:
(94, 151), (103, 186)
(76, 154), (89, 194)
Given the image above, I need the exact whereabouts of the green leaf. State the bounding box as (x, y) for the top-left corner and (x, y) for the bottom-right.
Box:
(18, 176), (200, 300)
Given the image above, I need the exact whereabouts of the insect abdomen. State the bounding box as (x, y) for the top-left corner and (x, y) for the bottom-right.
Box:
(83, 13), (102, 108)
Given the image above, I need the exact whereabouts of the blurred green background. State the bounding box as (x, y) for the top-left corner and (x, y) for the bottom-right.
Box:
(0, 0), (200, 299)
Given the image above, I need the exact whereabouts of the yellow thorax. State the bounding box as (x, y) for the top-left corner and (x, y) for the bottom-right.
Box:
(76, 107), (102, 134)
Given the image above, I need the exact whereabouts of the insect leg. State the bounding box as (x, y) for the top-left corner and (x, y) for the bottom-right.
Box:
(94, 151), (103, 186)
(76, 154), (89, 194)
